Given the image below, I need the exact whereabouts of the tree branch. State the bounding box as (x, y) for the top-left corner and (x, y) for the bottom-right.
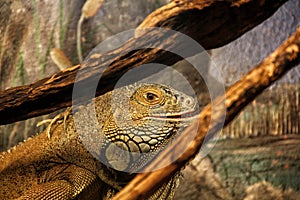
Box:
(0, 0), (288, 124)
(112, 26), (300, 200)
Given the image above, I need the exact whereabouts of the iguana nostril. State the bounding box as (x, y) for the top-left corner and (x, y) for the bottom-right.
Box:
(186, 99), (191, 105)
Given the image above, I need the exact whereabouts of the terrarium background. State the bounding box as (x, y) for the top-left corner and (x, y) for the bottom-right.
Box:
(0, 0), (299, 199)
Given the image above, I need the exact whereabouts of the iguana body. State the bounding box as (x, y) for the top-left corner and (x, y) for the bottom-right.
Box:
(0, 83), (198, 200)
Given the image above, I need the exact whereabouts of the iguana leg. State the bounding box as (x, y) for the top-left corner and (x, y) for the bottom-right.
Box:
(36, 107), (72, 139)
(16, 165), (103, 200)
(16, 180), (73, 200)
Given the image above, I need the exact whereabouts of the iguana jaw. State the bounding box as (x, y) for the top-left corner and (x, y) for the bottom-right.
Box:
(143, 109), (199, 122)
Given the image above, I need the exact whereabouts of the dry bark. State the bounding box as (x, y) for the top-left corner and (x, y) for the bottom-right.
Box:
(0, 0), (288, 125)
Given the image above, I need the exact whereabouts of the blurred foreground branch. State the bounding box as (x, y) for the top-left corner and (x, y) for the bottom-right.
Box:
(112, 26), (300, 200)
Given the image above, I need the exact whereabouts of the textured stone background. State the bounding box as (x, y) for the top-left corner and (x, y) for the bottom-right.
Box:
(210, 0), (300, 86)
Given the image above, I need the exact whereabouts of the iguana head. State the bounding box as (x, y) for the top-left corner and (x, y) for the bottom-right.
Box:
(103, 83), (199, 172)
(129, 83), (197, 121)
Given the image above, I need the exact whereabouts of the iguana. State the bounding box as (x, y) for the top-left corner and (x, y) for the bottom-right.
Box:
(0, 83), (198, 200)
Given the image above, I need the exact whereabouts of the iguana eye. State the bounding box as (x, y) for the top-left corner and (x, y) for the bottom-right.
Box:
(143, 91), (162, 105)
(131, 85), (165, 106)
(146, 92), (158, 101)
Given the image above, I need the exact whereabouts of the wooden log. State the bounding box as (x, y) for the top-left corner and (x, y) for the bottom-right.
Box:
(0, 0), (288, 125)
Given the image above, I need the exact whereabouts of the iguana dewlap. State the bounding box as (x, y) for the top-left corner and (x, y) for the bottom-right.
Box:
(0, 83), (198, 200)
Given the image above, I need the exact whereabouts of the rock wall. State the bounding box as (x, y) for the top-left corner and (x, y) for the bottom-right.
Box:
(210, 0), (300, 86)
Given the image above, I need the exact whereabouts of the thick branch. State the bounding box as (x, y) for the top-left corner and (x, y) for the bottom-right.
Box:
(0, 0), (288, 124)
(112, 27), (300, 200)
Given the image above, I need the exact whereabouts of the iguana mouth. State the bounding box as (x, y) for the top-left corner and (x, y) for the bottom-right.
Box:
(145, 108), (199, 122)
(167, 110), (199, 121)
